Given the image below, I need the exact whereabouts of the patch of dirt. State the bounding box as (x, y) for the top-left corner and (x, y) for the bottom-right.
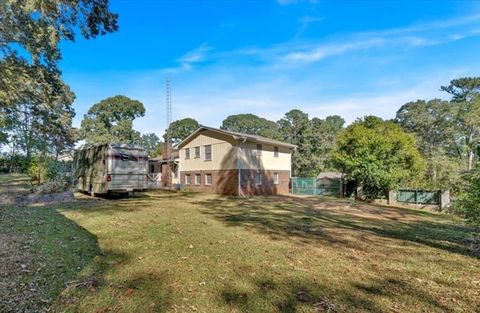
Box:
(0, 234), (49, 313)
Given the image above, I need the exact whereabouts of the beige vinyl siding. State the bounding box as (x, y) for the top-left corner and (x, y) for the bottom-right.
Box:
(238, 142), (291, 171)
(181, 131), (237, 171)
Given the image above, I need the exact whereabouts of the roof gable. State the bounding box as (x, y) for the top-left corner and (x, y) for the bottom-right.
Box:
(177, 126), (297, 149)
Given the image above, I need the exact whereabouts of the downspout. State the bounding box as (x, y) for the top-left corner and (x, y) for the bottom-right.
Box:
(237, 137), (247, 196)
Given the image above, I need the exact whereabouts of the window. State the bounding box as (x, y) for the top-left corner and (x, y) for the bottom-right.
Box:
(255, 172), (262, 185)
(205, 174), (212, 185)
(204, 144), (212, 161)
(256, 144), (262, 156)
(273, 173), (279, 185)
(274, 146), (279, 158)
(149, 164), (155, 173)
(194, 146), (200, 158)
(195, 174), (201, 185)
(185, 148), (190, 159)
(185, 174), (191, 185)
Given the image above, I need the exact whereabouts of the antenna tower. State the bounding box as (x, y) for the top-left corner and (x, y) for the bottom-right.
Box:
(164, 77), (172, 187)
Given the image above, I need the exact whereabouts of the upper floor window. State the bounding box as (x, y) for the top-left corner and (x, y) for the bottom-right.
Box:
(204, 145), (212, 161)
(194, 146), (200, 158)
(274, 146), (279, 158)
(256, 144), (262, 156)
(185, 148), (190, 159)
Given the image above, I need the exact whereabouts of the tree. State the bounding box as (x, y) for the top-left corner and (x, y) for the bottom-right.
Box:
(1, 0), (118, 67)
(140, 133), (163, 158)
(310, 115), (345, 171)
(441, 77), (480, 102)
(220, 114), (280, 139)
(1, 66), (75, 159)
(278, 109), (315, 176)
(0, 0), (117, 171)
(80, 96), (145, 144)
(333, 116), (424, 199)
(454, 170), (480, 223)
(164, 118), (200, 145)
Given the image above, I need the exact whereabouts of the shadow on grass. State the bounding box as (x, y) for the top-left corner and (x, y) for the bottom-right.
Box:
(60, 190), (203, 216)
(194, 195), (479, 258)
(0, 205), (105, 312)
(218, 274), (452, 312)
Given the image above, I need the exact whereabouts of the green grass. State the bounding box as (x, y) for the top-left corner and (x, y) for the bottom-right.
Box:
(1, 191), (479, 312)
(0, 173), (32, 195)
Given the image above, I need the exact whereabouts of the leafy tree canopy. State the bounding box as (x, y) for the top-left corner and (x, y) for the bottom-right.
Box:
(140, 133), (163, 158)
(165, 118), (200, 145)
(310, 115), (345, 171)
(441, 77), (480, 102)
(1, 0), (118, 67)
(80, 95), (145, 145)
(333, 116), (424, 199)
(278, 109), (315, 176)
(395, 99), (452, 155)
(220, 114), (280, 139)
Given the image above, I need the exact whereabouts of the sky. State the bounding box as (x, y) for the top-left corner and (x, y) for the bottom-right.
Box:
(59, 0), (480, 135)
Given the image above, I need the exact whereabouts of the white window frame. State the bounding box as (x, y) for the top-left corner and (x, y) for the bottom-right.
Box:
(205, 174), (212, 185)
(274, 146), (279, 158)
(195, 174), (201, 185)
(204, 144), (212, 161)
(185, 174), (191, 185)
(255, 172), (262, 186)
(273, 172), (279, 185)
(194, 146), (200, 158)
(185, 148), (190, 159)
(256, 144), (262, 156)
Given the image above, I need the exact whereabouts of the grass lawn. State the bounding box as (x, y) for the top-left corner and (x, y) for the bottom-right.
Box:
(0, 173), (32, 195)
(1, 191), (479, 312)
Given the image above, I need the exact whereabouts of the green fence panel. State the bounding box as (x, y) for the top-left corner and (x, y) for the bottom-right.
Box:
(396, 189), (439, 205)
(292, 177), (341, 197)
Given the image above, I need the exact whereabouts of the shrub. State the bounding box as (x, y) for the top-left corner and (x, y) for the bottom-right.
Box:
(36, 179), (70, 194)
(453, 171), (480, 224)
(28, 156), (61, 184)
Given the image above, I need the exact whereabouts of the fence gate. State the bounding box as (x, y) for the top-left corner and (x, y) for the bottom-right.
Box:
(291, 177), (342, 196)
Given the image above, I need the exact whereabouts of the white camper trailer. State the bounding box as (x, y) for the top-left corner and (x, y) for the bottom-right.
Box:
(73, 143), (148, 196)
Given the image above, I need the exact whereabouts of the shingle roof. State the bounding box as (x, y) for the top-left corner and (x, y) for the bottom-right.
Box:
(177, 126), (297, 149)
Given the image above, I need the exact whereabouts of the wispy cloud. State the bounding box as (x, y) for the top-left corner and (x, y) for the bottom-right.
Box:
(176, 43), (211, 70)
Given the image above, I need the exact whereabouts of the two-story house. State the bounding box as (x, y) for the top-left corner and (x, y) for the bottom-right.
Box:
(177, 126), (296, 196)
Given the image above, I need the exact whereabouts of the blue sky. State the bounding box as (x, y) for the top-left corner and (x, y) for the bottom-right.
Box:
(59, 0), (480, 135)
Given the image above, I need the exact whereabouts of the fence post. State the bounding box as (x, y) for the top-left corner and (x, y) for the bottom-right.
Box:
(439, 190), (450, 210)
(388, 190), (397, 205)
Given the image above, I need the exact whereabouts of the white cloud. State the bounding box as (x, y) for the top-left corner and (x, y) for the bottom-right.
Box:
(176, 43), (211, 69)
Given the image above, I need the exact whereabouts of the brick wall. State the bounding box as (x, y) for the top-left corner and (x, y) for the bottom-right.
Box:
(180, 169), (290, 196)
